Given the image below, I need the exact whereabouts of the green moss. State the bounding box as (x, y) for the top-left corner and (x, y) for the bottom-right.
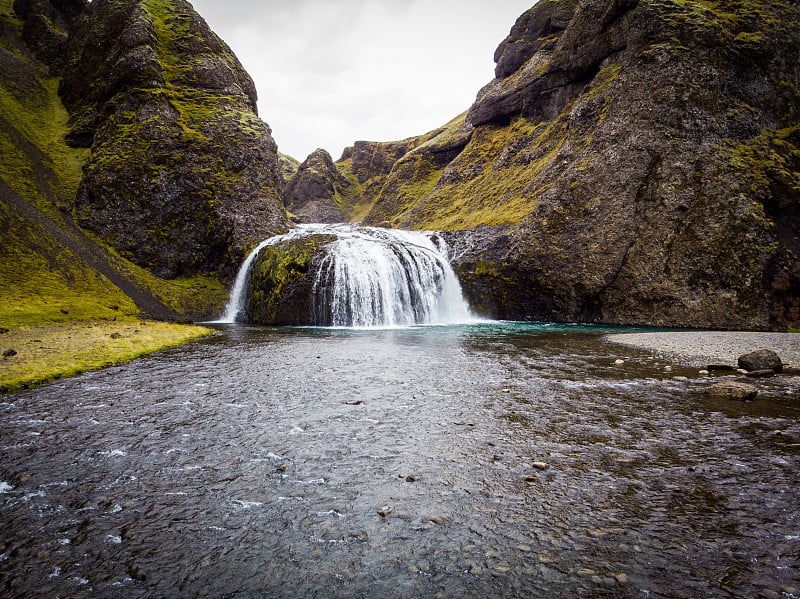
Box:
(246, 235), (334, 323)
(0, 79), (90, 213)
(728, 126), (800, 200)
(409, 115), (567, 230)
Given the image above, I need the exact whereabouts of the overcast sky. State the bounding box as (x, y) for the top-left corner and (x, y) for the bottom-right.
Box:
(189, 0), (535, 161)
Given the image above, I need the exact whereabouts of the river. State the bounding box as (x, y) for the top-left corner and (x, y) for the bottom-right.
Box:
(1, 323), (798, 598)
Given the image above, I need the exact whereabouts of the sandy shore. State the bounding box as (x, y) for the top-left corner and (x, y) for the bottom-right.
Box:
(605, 331), (800, 369)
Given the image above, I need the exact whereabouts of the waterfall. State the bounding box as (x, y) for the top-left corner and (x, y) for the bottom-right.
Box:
(218, 224), (474, 327)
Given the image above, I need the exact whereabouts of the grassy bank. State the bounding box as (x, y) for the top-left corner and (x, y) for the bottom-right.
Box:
(0, 320), (214, 392)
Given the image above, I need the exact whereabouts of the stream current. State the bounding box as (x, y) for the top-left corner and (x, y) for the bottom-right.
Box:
(1, 323), (799, 597)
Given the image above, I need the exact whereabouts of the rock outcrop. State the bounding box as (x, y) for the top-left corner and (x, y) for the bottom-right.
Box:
(283, 149), (350, 223)
(244, 234), (335, 325)
(60, 0), (287, 281)
(341, 0), (800, 331)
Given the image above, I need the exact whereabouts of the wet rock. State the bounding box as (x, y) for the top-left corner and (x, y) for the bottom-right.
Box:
(745, 369), (777, 378)
(3, 349), (17, 357)
(707, 382), (758, 401)
(738, 349), (783, 373)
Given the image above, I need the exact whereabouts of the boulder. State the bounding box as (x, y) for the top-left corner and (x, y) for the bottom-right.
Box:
(707, 382), (759, 402)
(244, 234), (335, 325)
(737, 349), (783, 373)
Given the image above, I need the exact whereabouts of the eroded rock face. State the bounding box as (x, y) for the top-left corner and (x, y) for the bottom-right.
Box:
(13, 0), (86, 71)
(60, 0), (286, 281)
(347, 0), (800, 330)
(284, 149), (349, 224)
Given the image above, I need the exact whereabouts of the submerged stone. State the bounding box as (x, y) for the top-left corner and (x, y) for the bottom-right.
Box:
(707, 382), (759, 401)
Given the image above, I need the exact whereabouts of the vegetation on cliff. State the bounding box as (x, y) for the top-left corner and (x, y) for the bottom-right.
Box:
(312, 0), (799, 331)
(0, 0), (268, 389)
(60, 0), (287, 282)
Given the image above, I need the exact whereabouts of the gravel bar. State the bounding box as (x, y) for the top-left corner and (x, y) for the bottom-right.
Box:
(605, 331), (800, 369)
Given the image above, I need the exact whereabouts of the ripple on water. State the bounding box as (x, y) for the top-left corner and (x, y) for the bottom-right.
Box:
(0, 325), (798, 598)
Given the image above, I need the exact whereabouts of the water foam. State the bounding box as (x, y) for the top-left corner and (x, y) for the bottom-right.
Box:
(218, 224), (476, 327)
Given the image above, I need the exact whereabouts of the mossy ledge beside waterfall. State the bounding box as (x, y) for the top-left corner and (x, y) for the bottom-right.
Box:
(219, 225), (475, 327)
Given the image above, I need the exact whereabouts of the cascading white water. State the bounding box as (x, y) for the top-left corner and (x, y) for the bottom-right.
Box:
(218, 224), (474, 327)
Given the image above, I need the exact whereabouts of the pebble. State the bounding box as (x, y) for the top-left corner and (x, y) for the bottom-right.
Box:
(614, 572), (629, 584)
(501, 388), (510, 393)
(664, 365), (672, 372)
(673, 376), (689, 381)
(576, 568), (596, 577)
(531, 461), (550, 470)
(699, 369), (710, 375)
(343, 400), (364, 405)
(377, 505), (393, 517)
(614, 359), (625, 365)
(3, 349), (17, 358)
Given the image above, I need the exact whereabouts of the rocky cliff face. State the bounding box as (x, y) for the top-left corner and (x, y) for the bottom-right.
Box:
(340, 0), (800, 331)
(283, 149), (350, 224)
(60, 0), (287, 281)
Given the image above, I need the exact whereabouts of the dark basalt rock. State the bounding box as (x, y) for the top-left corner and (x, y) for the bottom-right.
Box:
(284, 149), (350, 224)
(59, 0), (286, 281)
(13, 0), (86, 72)
(738, 349), (783, 374)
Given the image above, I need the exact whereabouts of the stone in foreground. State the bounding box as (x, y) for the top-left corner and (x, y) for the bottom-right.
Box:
(737, 349), (783, 374)
(707, 382), (759, 402)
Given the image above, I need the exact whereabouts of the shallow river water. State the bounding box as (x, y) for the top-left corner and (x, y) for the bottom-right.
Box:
(1, 323), (799, 598)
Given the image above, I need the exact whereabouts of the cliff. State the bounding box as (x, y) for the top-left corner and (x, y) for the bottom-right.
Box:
(0, 0), (285, 324)
(326, 0), (800, 331)
(61, 0), (287, 282)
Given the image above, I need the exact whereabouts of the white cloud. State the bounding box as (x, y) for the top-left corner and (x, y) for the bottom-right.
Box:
(189, 0), (535, 160)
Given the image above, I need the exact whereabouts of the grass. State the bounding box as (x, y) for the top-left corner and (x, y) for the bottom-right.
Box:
(0, 320), (214, 392)
(0, 1), (223, 390)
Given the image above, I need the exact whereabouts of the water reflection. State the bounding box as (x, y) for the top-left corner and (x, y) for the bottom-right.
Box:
(1, 324), (798, 598)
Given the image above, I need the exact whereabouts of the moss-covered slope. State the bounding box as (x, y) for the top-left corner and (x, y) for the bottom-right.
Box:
(333, 0), (800, 331)
(60, 0), (287, 282)
(0, 0), (252, 326)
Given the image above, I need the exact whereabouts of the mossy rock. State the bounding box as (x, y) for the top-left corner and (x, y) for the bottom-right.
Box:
(244, 234), (335, 325)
